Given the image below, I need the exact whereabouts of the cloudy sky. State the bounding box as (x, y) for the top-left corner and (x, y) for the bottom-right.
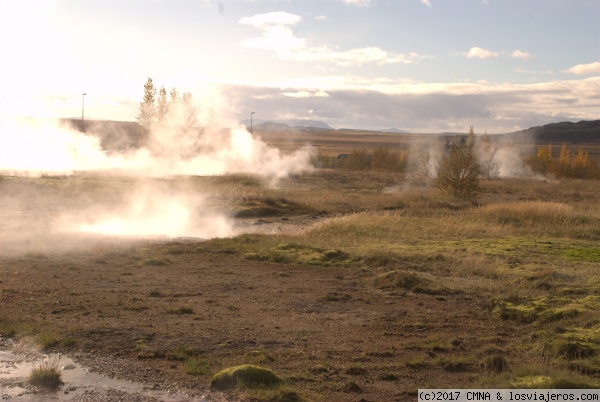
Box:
(1, 0), (598, 133)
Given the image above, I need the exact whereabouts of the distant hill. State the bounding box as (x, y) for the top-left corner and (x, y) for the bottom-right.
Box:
(503, 120), (600, 143)
(240, 119), (334, 130)
(379, 128), (410, 134)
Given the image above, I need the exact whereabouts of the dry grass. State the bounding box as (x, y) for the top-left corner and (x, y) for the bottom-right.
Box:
(477, 201), (599, 239)
(3, 171), (600, 396)
(28, 355), (63, 389)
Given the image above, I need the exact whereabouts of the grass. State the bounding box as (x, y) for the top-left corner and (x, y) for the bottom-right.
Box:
(2, 172), (600, 398)
(28, 356), (63, 389)
(140, 257), (172, 266)
(184, 357), (212, 375)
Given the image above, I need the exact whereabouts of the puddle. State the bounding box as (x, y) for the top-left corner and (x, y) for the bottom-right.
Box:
(0, 345), (206, 401)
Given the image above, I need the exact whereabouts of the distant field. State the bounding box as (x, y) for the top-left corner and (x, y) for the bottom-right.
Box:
(254, 127), (600, 162)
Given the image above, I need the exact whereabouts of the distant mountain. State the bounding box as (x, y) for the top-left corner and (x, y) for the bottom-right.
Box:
(503, 120), (600, 143)
(379, 128), (410, 134)
(240, 119), (334, 130)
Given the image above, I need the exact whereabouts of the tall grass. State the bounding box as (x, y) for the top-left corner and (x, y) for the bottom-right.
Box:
(477, 201), (599, 239)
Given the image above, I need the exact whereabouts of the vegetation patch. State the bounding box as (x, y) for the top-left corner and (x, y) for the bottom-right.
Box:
(184, 357), (211, 375)
(37, 331), (61, 350)
(210, 364), (282, 391)
(168, 346), (200, 361)
(552, 246), (600, 262)
(28, 358), (63, 389)
(140, 257), (172, 266)
(543, 324), (600, 359)
(373, 270), (449, 295)
(169, 307), (194, 315)
(495, 296), (600, 324)
(479, 201), (578, 227)
(243, 241), (351, 266)
(510, 375), (597, 389)
(234, 197), (309, 218)
(436, 356), (474, 372)
(246, 350), (275, 365)
(483, 355), (509, 373)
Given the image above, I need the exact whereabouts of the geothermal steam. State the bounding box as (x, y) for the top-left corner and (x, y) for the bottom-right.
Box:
(0, 117), (312, 238)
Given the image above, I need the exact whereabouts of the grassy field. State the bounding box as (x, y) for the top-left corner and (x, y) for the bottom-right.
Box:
(1, 168), (599, 400)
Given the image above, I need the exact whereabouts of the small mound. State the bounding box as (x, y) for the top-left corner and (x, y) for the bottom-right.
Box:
(210, 364), (282, 391)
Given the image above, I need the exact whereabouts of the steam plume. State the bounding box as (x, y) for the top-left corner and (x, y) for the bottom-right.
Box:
(0, 115), (312, 240)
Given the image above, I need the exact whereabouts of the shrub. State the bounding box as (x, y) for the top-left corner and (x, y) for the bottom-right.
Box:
(343, 149), (370, 170)
(29, 357), (63, 389)
(436, 130), (480, 199)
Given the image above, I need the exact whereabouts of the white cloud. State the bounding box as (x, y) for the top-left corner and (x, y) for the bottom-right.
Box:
(343, 0), (377, 6)
(565, 61), (600, 75)
(291, 46), (429, 66)
(463, 47), (499, 59)
(315, 15), (327, 21)
(238, 11), (301, 29)
(513, 68), (553, 75)
(512, 50), (533, 60)
(239, 12), (430, 66)
(421, 0), (432, 7)
(224, 75), (599, 132)
(241, 25), (306, 52)
(282, 90), (329, 98)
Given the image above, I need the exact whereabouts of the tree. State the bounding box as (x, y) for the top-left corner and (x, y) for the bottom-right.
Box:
(137, 78), (157, 139)
(179, 91), (199, 128)
(168, 88), (179, 122)
(436, 133), (480, 199)
(480, 130), (501, 179)
(416, 150), (433, 180)
(166, 88), (198, 128)
(157, 86), (168, 123)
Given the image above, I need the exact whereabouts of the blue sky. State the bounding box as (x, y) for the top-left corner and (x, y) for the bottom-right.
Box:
(1, 0), (598, 132)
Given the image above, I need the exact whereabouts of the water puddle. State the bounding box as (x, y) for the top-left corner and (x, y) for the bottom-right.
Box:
(0, 344), (206, 401)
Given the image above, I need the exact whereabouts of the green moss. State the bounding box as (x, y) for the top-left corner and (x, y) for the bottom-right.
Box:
(544, 324), (600, 359)
(210, 364), (282, 391)
(184, 358), (211, 375)
(241, 241), (350, 266)
(553, 246), (600, 262)
(495, 296), (600, 324)
(167, 346), (199, 361)
(511, 375), (597, 389)
(373, 270), (449, 295)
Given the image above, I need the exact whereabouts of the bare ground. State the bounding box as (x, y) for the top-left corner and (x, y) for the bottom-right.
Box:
(1, 231), (515, 401)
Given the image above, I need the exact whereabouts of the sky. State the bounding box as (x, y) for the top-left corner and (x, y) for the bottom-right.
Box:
(0, 0), (598, 133)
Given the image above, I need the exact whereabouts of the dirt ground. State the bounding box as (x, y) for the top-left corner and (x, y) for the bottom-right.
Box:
(2, 173), (597, 401)
(1, 227), (515, 402)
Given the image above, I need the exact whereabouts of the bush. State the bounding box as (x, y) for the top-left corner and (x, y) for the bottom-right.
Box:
(436, 132), (480, 199)
(29, 357), (63, 389)
(343, 149), (370, 170)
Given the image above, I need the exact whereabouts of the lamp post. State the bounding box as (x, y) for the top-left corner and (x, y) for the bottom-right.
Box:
(81, 93), (87, 121)
(250, 111), (255, 134)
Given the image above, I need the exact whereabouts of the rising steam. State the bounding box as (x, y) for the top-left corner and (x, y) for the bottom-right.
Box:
(0, 115), (312, 240)
(0, 117), (312, 178)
